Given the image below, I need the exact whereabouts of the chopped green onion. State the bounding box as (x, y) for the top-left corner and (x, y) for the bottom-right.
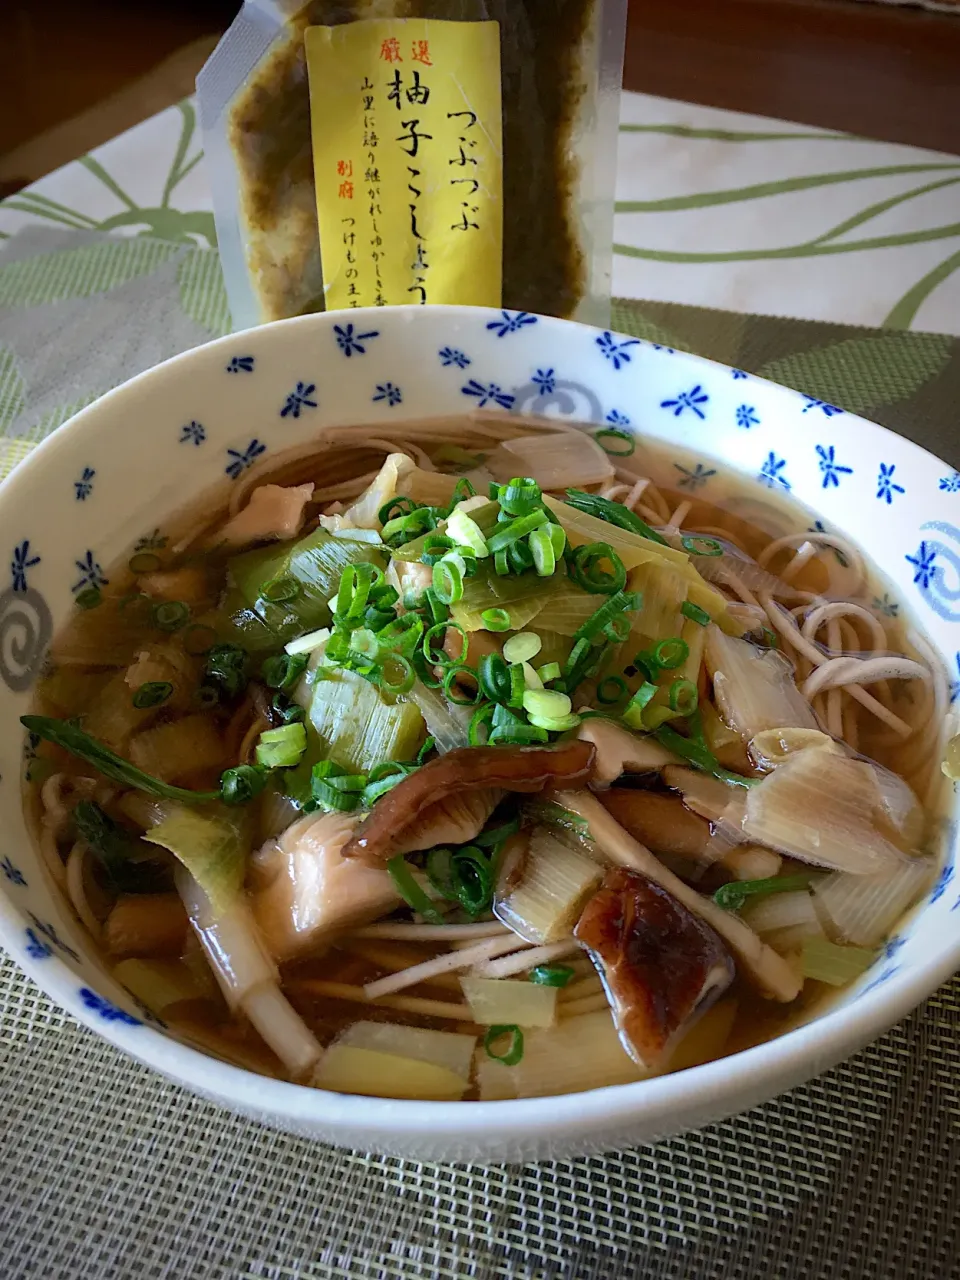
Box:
(261, 652), (308, 691)
(484, 1024), (524, 1065)
(348, 628), (380, 662)
(493, 548), (511, 576)
(508, 540), (534, 574)
(75, 587), (102, 610)
(255, 721), (307, 769)
(311, 760), (363, 812)
(421, 533), (456, 566)
(416, 737), (436, 765)
(378, 496), (418, 525)
(503, 632), (542, 665)
(593, 427), (635, 457)
(132, 681), (173, 709)
(760, 627), (778, 649)
(564, 490), (668, 546)
(152, 600), (190, 632)
(527, 711), (581, 732)
(260, 576), (301, 604)
(272, 693), (305, 724)
(489, 703), (548, 745)
(596, 675), (628, 704)
(469, 701), (495, 746)
(446, 509), (489, 558)
(379, 653), (416, 696)
(473, 816), (520, 849)
(668, 678), (698, 716)
(713, 874), (813, 912)
(498, 477), (542, 516)
(376, 613), (423, 658)
(433, 557), (464, 605)
(522, 662), (543, 690)
(423, 587), (450, 625)
(638, 636), (689, 673)
(681, 535), (723, 557)
(481, 607), (512, 632)
(128, 551), (162, 574)
(204, 643), (249, 697)
(681, 600), (711, 626)
(335, 563), (378, 624)
(220, 764), (268, 806)
(182, 623), (218, 655)
(568, 542), (627, 595)
(528, 527), (556, 576)
(522, 689), (572, 721)
(363, 763), (411, 806)
(572, 590), (643, 644)
(478, 653), (512, 705)
(424, 621), (462, 665)
(381, 508), (436, 546)
(529, 964), (574, 987)
(442, 664), (481, 706)
(451, 846), (494, 914)
(654, 721), (757, 788)
(537, 661), (561, 683)
(487, 509), (549, 554)
(387, 855), (445, 925)
(448, 476), (477, 508)
(623, 682), (659, 730)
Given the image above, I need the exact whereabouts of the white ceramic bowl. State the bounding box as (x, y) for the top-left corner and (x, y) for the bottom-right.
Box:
(1, 305), (957, 1162)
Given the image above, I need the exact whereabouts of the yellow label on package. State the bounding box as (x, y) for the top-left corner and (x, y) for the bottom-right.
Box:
(305, 19), (502, 311)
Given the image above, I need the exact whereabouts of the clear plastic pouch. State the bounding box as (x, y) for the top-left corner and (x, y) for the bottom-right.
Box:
(198, 0), (627, 331)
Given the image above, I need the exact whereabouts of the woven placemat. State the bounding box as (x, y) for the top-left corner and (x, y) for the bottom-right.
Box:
(2, 230), (960, 1279)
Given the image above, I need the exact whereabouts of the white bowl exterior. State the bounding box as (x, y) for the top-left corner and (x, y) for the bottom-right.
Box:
(0, 305), (958, 1162)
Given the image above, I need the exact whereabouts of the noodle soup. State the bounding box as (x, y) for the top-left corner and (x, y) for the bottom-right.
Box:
(23, 415), (946, 1100)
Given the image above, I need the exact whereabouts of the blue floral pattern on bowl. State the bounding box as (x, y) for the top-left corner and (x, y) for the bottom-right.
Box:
(0, 304), (956, 1104)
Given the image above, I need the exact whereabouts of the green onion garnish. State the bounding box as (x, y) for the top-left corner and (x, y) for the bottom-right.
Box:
(681, 535), (723, 557)
(273, 694), (305, 724)
(489, 703), (548, 745)
(681, 601), (711, 626)
(424, 621), (461, 666)
(378, 496), (418, 525)
(537, 661), (561, 683)
(473, 816), (521, 849)
(593, 427), (635, 457)
(668, 678), (698, 716)
(423, 587), (450, 625)
(76, 587), (102, 610)
(335, 562), (378, 624)
(636, 636), (689, 675)
(564, 490), (668, 546)
(379, 653), (416, 695)
(446, 508), (489, 558)
(260, 576), (301, 604)
(152, 600), (190, 632)
(219, 764), (268, 805)
(528, 527), (556, 577)
(468, 701), (495, 745)
(311, 760), (363, 812)
(255, 721), (307, 769)
(714, 874), (813, 912)
(381, 508), (436, 546)
(128, 551), (162, 574)
(623, 682), (659, 730)
(484, 1024), (524, 1065)
(204, 643), (249, 697)
(421, 533), (456, 567)
(596, 675), (628, 704)
(502, 632), (542, 665)
(498, 477), (542, 516)
(493, 548), (511, 577)
(529, 964), (575, 987)
(481, 607), (511, 632)
(433, 556), (465, 604)
(568, 542), (627, 595)
(522, 689), (572, 721)
(654, 719), (757, 788)
(572, 590), (643, 645)
(387, 855), (446, 925)
(261, 652), (308, 691)
(448, 476), (477, 508)
(442, 664), (481, 706)
(348, 628), (380, 663)
(363, 763), (412, 806)
(478, 653), (511, 705)
(376, 612), (423, 657)
(487, 509), (548, 554)
(132, 681), (173, 709)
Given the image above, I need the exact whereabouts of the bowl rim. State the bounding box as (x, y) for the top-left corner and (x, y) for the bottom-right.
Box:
(2, 302), (957, 1141)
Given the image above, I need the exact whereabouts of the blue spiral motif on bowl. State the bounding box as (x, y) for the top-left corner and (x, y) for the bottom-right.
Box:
(908, 522), (960, 620)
